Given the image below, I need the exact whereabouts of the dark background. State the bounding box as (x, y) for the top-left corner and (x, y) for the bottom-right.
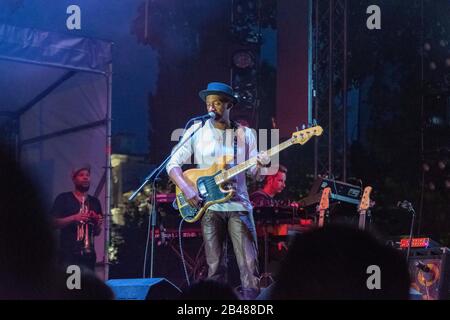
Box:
(0, 0), (448, 285)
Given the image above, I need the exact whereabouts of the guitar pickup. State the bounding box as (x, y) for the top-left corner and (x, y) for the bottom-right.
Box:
(197, 181), (209, 198)
(177, 194), (187, 205)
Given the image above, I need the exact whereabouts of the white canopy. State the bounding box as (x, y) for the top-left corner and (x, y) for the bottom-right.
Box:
(0, 24), (113, 280)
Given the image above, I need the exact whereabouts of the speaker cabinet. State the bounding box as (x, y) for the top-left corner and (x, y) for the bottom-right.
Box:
(106, 278), (181, 300)
(408, 247), (450, 300)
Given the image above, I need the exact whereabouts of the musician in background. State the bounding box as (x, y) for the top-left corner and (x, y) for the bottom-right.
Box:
(250, 165), (287, 207)
(250, 165), (294, 257)
(51, 164), (103, 271)
(166, 82), (269, 300)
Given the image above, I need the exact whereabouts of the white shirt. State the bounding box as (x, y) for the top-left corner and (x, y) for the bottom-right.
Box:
(166, 119), (258, 212)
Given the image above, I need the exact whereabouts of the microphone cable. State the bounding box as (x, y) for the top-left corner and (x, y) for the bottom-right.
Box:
(179, 218), (191, 287)
(141, 112), (211, 280)
(142, 177), (158, 278)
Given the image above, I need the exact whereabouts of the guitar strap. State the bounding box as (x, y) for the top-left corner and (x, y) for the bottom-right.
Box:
(232, 122), (249, 167)
(232, 123), (245, 202)
(232, 121), (247, 165)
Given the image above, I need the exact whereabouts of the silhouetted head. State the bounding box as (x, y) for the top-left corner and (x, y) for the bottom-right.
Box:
(0, 146), (57, 298)
(271, 224), (410, 300)
(180, 280), (239, 300)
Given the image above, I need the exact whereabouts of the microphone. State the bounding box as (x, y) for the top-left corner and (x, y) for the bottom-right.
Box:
(415, 261), (435, 282)
(397, 200), (414, 212)
(415, 261), (431, 273)
(193, 112), (216, 120)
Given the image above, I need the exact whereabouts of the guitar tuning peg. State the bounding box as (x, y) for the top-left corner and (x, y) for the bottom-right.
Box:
(301, 124), (306, 130)
(312, 119), (318, 126)
(296, 126), (299, 131)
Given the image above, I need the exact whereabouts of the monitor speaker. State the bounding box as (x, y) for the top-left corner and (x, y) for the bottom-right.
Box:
(408, 247), (450, 300)
(106, 278), (181, 300)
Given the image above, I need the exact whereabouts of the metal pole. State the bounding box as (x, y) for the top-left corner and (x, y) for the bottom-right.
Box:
(314, 0), (319, 178)
(342, 0), (348, 181)
(417, 0), (425, 235)
(150, 188), (157, 278)
(144, 0), (149, 41)
(328, 0), (333, 176)
(104, 62), (113, 281)
(15, 118), (20, 162)
(406, 211), (416, 263)
(308, 0), (314, 126)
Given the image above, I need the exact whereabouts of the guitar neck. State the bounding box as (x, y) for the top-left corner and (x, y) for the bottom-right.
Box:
(215, 138), (294, 184)
(358, 210), (367, 230)
(318, 209), (326, 228)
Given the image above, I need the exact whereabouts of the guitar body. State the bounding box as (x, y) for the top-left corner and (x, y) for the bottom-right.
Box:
(173, 125), (324, 223)
(176, 155), (235, 223)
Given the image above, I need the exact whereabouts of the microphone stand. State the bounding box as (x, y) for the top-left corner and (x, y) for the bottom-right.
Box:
(129, 117), (206, 278)
(398, 200), (416, 263)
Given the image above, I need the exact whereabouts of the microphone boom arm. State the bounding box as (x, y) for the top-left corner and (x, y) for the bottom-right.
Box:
(129, 116), (205, 201)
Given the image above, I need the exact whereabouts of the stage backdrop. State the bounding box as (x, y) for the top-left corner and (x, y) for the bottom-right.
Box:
(0, 24), (112, 280)
(277, 0), (311, 137)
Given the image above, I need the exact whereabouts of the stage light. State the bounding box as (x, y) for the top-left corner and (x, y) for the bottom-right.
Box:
(429, 116), (444, 125)
(428, 182), (436, 191)
(445, 179), (450, 189)
(238, 90), (255, 104)
(430, 61), (437, 70)
(423, 163), (430, 172)
(233, 50), (255, 69)
(424, 43), (431, 51)
(437, 160), (446, 170)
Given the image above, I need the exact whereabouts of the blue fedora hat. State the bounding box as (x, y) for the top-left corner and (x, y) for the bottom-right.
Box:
(199, 82), (238, 104)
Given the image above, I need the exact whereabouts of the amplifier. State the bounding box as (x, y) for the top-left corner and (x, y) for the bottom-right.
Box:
(408, 247), (450, 300)
(156, 193), (176, 203)
(387, 237), (442, 250)
(300, 177), (362, 207)
(154, 228), (202, 240)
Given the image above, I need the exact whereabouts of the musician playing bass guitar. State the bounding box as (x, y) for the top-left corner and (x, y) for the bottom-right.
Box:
(166, 82), (270, 300)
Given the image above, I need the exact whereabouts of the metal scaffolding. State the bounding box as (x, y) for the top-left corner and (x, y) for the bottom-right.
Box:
(230, 0), (263, 128)
(312, 0), (348, 181)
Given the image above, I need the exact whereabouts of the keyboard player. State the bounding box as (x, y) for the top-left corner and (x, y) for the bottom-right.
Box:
(250, 165), (288, 208)
(250, 165), (295, 237)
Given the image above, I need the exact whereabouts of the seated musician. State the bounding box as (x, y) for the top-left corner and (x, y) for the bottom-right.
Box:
(250, 165), (291, 240)
(250, 165), (287, 207)
(250, 165), (312, 233)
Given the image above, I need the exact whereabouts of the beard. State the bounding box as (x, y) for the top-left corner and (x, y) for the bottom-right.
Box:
(75, 184), (90, 193)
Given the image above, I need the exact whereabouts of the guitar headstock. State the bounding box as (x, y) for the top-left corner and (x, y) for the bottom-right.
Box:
(358, 186), (373, 212)
(291, 125), (323, 145)
(318, 187), (331, 211)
